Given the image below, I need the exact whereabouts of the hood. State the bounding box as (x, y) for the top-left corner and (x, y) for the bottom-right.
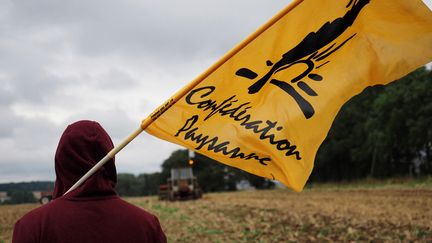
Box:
(53, 120), (117, 199)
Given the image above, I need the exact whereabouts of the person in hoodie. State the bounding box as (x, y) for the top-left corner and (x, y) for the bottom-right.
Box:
(12, 120), (167, 243)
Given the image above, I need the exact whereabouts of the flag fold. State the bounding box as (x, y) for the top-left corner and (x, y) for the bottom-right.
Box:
(145, 0), (432, 191)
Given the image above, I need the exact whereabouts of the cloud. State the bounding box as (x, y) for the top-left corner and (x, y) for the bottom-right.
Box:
(0, 0), (315, 182)
(4, 0), (288, 61)
(0, 105), (21, 137)
(0, 116), (60, 182)
(0, 86), (23, 138)
(67, 108), (137, 139)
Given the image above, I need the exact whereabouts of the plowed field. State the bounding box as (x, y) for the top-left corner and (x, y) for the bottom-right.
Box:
(1, 184), (431, 242)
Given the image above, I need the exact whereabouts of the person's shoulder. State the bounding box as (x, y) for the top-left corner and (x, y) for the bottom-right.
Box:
(112, 199), (167, 242)
(17, 201), (49, 221)
(17, 199), (65, 226)
(13, 200), (60, 242)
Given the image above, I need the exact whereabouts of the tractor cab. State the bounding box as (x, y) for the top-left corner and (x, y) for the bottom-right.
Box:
(159, 167), (202, 201)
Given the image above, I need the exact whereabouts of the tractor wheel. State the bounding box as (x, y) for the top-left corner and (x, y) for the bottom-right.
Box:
(40, 196), (51, 204)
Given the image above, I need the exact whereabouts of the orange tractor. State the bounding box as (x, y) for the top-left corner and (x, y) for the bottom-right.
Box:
(158, 167), (202, 201)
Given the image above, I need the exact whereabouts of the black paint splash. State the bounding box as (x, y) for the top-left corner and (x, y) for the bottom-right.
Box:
(236, 0), (370, 119)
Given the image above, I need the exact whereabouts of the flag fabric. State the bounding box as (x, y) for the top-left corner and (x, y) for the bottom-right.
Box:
(144, 0), (432, 192)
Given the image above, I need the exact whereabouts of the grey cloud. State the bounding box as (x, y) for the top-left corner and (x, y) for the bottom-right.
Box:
(0, 87), (23, 137)
(72, 1), (288, 61)
(0, 0), (288, 106)
(0, 84), (14, 105)
(93, 68), (137, 90)
(67, 107), (137, 140)
(0, 105), (22, 137)
(11, 71), (62, 102)
(0, 161), (53, 176)
(0, 117), (60, 182)
(0, 162), (54, 183)
(5, 0), (288, 62)
(0, 33), (65, 103)
(0, 0), (292, 182)
(12, 117), (61, 150)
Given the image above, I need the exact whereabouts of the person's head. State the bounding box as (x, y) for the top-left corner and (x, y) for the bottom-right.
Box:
(53, 120), (117, 199)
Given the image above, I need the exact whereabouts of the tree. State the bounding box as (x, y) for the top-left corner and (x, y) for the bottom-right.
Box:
(364, 68), (432, 176)
(116, 173), (141, 196)
(137, 172), (162, 196)
(311, 67), (432, 182)
(8, 191), (36, 204)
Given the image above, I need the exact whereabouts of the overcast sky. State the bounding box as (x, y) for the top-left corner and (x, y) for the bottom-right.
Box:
(1, 0), (432, 183)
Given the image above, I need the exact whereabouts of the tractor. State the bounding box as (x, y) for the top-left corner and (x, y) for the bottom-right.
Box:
(39, 191), (53, 204)
(158, 167), (202, 201)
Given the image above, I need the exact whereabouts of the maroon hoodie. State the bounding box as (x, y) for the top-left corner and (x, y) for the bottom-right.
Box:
(13, 120), (166, 243)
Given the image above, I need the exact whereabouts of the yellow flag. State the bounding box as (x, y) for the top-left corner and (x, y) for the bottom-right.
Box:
(144, 0), (432, 192)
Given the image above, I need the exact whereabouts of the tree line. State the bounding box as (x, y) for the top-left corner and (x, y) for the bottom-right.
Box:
(311, 67), (431, 181)
(0, 181), (54, 204)
(2, 68), (430, 201)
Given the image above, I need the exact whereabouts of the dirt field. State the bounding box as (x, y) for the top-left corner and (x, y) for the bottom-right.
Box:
(1, 184), (431, 242)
